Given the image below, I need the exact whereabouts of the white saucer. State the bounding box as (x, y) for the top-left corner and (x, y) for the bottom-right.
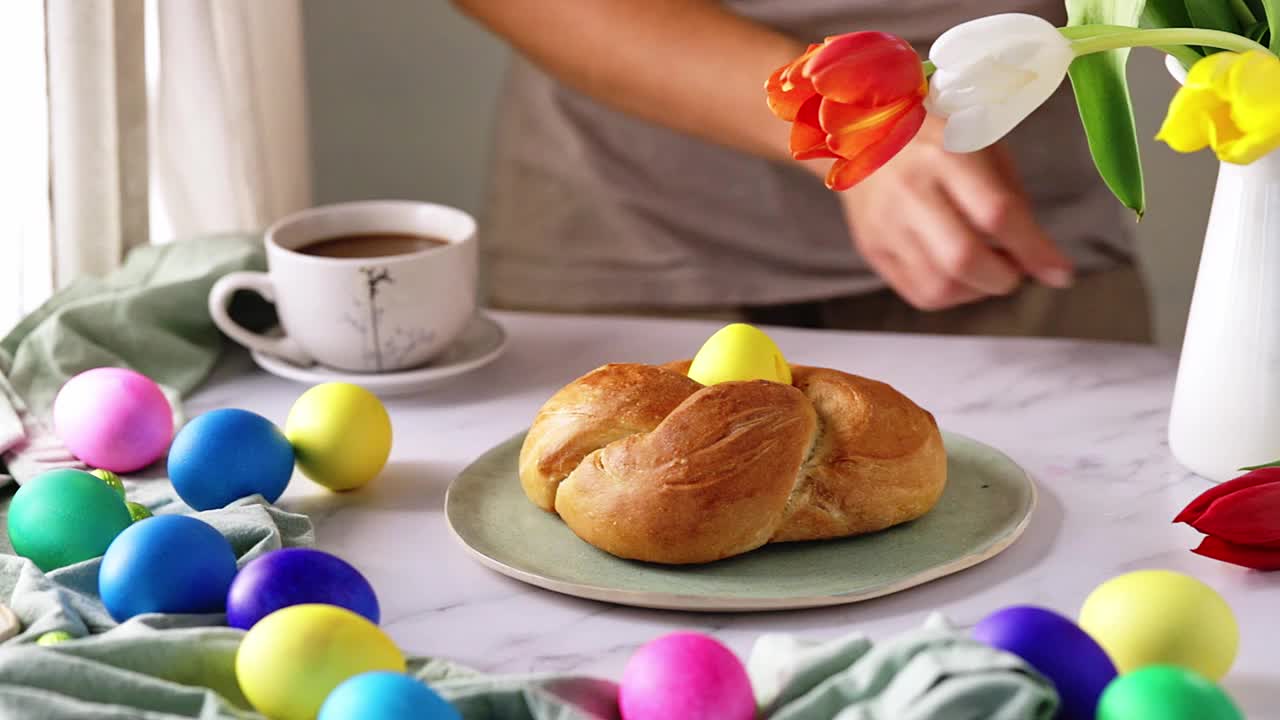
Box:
(250, 312), (508, 397)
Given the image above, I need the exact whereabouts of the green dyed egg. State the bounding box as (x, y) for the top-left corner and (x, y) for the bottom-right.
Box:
(126, 501), (152, 522)
(89, 468), (126, 498)
(1098, 665), (1242, 720)
(7, 469), (134, 572)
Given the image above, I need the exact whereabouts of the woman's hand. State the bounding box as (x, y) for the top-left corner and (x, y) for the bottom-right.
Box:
(836, 115), (1075, 310)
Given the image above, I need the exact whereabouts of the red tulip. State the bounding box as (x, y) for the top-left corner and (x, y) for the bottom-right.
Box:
(1175, 467), (1280, 570)
(765, 32), (928, 191)
(1192, 537), (1280, 571)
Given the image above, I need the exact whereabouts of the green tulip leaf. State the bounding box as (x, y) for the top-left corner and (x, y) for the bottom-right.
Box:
(1185, 0), (1244, 33)
(1141, 0), (1204, 57)
(1261, 0), (1280, 52)
(1141, 0), (1194, 28)
(1066, 0), (1147, 217)
(1246, 19), (1271, 43)
(1229, 0), (1259, 26)
(1240, 460), (1280, 470)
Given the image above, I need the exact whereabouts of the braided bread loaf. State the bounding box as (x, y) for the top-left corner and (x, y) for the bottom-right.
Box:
(518, 360), (946, 564)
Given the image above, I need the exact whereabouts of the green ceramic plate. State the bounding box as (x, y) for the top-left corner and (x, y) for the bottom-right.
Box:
(445, 431), (1036, 611)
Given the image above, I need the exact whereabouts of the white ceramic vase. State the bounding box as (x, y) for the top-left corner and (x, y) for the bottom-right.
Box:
(1166, 55), (1280, 481)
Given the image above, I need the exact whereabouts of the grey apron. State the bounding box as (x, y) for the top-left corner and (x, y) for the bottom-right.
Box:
(481, 0), (1134, 311)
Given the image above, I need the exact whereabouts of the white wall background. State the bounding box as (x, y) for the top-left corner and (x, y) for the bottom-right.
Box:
(301, 1), (1215, 350)
(302, 0), (507, 221)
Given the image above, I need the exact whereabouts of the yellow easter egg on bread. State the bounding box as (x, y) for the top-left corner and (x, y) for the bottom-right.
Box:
(285, 382), (392, 491)
(688, 323), (791, 385)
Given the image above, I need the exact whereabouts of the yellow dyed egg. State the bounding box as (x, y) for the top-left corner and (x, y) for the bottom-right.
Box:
(687, 324), (791, 386)
(285, 383), (392, 491)
(236, 604), (405, 720)
(1078, 570), (1238, 681)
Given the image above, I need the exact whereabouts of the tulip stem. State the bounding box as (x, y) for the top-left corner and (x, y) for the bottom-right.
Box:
(1060, 25), (1201, 68)
(1065, 26), (1271, 57)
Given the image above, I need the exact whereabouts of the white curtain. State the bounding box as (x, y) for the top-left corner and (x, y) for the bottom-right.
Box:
(45, 0), (150, 284)
(0, 1), (53, 332)
(150, 0), (312, 241)
(1, 0), (312, 333)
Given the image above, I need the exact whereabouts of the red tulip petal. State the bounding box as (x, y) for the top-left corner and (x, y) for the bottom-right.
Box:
(825, 158), (857, 192)
(794, 142), (839, 161)
(1173, 467), (1280, 524)
(792, 136), (838, 161)
(788, 96), (836, 160)
(1190, 481), (1280, 545)
(804, 32), (925, 107)
(766, 67), (815, 122)
(822, 96), (921, 160)
(1192, 536), (1280, 571)
(766, 45), (820, 122)
(824, 103), (926, 191)
(784, 44), (822, 85)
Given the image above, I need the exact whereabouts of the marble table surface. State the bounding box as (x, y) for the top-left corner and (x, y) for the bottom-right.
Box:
(190, 310), (1280, 718)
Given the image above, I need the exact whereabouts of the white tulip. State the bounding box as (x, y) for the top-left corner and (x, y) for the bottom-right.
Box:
(925, 13), (1076, 153)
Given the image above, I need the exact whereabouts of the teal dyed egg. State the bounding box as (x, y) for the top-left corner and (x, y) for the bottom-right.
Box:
(7, 469), (133, 571)
(319, 672), (460, 720)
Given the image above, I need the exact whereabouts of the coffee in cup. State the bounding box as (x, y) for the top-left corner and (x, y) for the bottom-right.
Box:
(295, 233), (448, 259)
(209, 201), (478, 372)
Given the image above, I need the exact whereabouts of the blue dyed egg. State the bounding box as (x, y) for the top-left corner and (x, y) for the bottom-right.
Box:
(973, 605), (1117, 720)
(168, 408), (294, 510)
(319, 672), (460, 720)
(227, 547), (380, 630)
(99, 515), (239, 622)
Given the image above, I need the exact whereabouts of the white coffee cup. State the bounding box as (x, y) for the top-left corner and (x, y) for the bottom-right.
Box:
(209, 200), (478, 373)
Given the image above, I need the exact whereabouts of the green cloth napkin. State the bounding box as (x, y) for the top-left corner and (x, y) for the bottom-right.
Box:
(0, 234), (269, 419)
(0, 584), (1057, 720)
(0, 480), (624, 720)
(0, 234), (272, 486)
(0, 492), (315, 717)
(0, 236), (1060, 718)
(749, 615), (1057, 720)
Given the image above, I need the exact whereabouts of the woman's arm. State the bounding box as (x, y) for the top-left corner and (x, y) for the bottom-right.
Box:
(451, 0), (805, 163)
(455, 0), (1075, 307)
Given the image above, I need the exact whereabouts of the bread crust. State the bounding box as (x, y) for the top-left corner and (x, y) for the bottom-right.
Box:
(518, 361), (946, 564)
(518, 363), (701, 510)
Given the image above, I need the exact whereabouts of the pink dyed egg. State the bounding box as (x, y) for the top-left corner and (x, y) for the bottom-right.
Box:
(54, 368), (173, 473)
(619, 632), (755, 720)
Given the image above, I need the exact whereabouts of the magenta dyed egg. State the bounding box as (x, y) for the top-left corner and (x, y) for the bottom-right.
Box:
(54, 368), (173, 473)
(619, 632), (754, 720)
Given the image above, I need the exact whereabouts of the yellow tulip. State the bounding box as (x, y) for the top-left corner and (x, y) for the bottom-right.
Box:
(1156, 50), (1280, 165)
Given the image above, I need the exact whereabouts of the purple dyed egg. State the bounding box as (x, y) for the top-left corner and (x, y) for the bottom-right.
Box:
(619, 632), (754, 720)
(974, 605), (1117, 720)
(226, 548), (380, 630)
